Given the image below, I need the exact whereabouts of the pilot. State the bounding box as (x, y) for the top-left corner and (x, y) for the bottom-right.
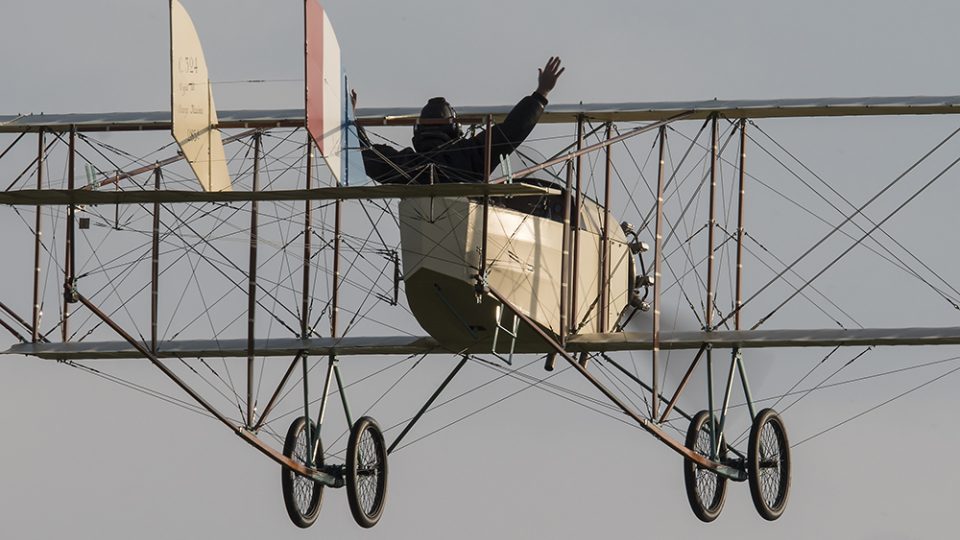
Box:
(354, 57), (565, 184)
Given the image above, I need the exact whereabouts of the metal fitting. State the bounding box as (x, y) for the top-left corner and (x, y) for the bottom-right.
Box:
(636, 275), (655, 288)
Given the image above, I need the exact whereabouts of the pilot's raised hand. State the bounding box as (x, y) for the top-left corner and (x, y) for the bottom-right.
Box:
(536, 57), (565, 99)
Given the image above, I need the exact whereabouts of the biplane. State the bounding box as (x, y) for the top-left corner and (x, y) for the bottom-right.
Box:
(3, 0), (960, 530)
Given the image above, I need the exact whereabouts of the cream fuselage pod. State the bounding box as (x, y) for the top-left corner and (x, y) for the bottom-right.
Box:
(399, 186), (634, 353)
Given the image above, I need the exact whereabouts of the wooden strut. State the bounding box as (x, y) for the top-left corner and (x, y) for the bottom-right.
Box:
(486, 286), (742, 479)
(331, 188), (342, 341)
(295, 136), (315, 446)
(0, 132), (27, 162)
(706, 116), (718, 333)
(5, 137), (57, 194)
(658, 345), (706, 424)
(705, 115), (719, 454)
(571, 116), (583, 338)
(0, 300), (38, 340)
(559, 161), (574, 345)
(302, 139), (313, 342)
(651, 125), (667, 419)
(32, 130), (43, 343)
(325, 132), (352, 435)
(479, 115), (493, 287)
(735, 119), (746, 333)
(62, 127), (76, 343)
(151, 167), (161, 353)
(246, 132), (262, 428)
(0, 317), (26, 344)
(734, 119), (757, 420)
(252, 352), (303, 433)
(598, 122), (613, 334)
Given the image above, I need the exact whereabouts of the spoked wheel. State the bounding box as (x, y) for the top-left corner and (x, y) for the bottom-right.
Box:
(748, 408), (791, 520)
(281, 416), (324, 528)
(346, 416), (388, 528)
(683, 410), (728, 522)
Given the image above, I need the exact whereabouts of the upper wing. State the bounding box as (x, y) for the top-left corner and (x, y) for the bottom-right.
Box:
(6, 95), (960, 133)
(357, 95), (960, 124)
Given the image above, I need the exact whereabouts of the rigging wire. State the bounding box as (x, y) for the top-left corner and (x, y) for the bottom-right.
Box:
(792, 361), (960, 448)
(749, 149), (960, 330)
(719, 123), (960, 330)
(59, 359), (213, 419)
(666, 125), (960, 324)
(749, 120), (960, 308)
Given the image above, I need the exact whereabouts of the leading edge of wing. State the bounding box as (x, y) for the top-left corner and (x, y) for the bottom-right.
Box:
(568, 326), (960, 352)
(4, 335), (443, 360)
(359, 95), (960, 123)
(6, 95), (960, 133)
(0, 183), (558, 206)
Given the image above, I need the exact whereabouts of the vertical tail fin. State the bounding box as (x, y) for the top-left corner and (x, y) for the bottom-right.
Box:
(306, 1), (362, 186)
(170, 0), (232, 192)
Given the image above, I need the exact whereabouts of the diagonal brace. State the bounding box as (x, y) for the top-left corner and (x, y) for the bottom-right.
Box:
(388, 355), (469, 455)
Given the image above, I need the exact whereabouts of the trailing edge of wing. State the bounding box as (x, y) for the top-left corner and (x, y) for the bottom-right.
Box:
(4, 336), (443, 360)
(0, 183), (558, 206)
(567, 326), (960, 352)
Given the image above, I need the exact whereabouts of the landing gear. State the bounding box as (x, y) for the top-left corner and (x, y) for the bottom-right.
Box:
(279, 415), (390, 529)
(277, 352), (391, 529)
(346, 416), (389, 528)
(281, 416), (324, 528)
(683, 410), (728, 522)
(748, 408), (791, 521)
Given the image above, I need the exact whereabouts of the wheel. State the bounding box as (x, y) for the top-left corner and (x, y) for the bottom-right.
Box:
(748, 408), (791, 521)
(281, 416), (324, 528)
(683, 410), (728, 522)
(346, 416), (388, 528)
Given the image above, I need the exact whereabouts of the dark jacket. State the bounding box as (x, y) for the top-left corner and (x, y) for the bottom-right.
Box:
(358, 93), (548, 184)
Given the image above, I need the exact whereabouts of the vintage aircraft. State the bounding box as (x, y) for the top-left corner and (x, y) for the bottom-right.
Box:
(3, 0), (960, 529)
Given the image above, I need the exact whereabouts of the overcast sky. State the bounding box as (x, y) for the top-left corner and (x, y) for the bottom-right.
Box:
(2, 1), (960, 539)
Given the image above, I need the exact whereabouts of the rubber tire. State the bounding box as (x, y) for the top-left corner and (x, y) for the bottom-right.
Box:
(346, 416), (388, 528)
(748, 408), (791, 521)
(281, 416), (324, 528)
(683, 410), (728, 523)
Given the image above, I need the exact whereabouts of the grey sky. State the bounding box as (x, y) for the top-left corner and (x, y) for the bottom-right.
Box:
(2, 1), (960, 539)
